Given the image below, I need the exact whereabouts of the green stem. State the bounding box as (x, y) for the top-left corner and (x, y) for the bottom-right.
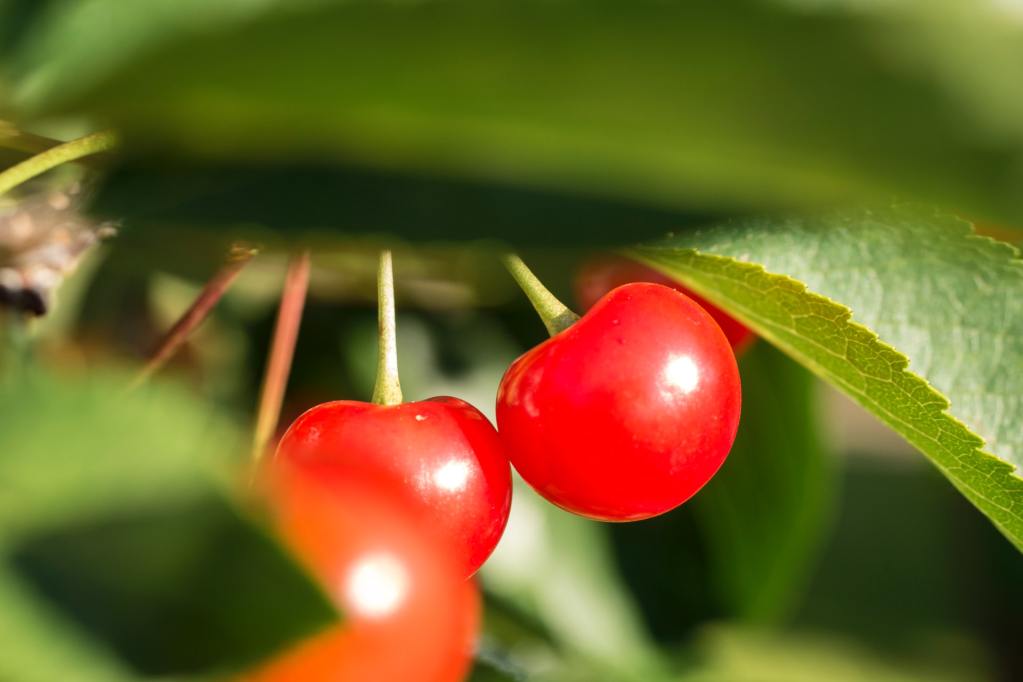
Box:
(0, 129), (118, 197)
(371, 250), (403, 406)
(501, 253), (579, 336)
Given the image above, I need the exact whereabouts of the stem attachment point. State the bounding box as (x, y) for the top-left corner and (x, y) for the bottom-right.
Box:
(502, 254), (579, 337)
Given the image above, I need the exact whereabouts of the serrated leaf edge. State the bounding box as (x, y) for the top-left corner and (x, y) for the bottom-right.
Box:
(630, 244), (1023, 551)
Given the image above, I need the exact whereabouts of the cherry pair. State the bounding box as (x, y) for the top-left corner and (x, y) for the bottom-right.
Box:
(250, 252), (747, 681)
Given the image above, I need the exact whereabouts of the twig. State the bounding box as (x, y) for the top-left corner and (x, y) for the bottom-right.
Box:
(0, 121), (64, 156)
(251, 250), (311, 463)
(0, 129), (118, 197)
(128, 245), (256, 390)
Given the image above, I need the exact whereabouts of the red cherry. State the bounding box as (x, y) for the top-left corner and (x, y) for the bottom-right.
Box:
(274, 396), (511, 577)
(497, 282), (741, 521)
(243, 463), (479, 682)
(575, 256), (755, 354)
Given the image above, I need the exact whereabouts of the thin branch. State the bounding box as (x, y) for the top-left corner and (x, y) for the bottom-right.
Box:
(0, 129), (118, 197)
(0, 121), (64, 156)
(128, 245), (256, 390)
(251, 250), (311, 463)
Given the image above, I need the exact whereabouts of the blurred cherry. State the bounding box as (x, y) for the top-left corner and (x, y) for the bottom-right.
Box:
(243, 462), (479, 682)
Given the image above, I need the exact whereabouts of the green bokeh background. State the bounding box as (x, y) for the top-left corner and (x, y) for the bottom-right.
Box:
(1, 1), (1021, 680)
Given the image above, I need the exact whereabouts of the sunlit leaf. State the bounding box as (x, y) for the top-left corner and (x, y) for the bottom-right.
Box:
(634, 206), (1023, 550)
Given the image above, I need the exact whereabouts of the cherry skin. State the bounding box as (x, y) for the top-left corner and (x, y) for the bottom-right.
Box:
(497, 282), (741, 521)
(575, 256), (755, 354)
(242, 462), (479, 682)
(274, 396), (511, 577)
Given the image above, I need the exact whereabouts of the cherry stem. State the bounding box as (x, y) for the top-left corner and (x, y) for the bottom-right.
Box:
(501, 253), (579, 336)
(251, 251), (311, 463)
(128, 245), (256, 390)
(372, 249), (403, 406)
(0, 129), (118, 197)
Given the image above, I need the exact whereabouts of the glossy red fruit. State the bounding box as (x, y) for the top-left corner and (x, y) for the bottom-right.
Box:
(497, 282), (741, 521)
(575, 256), (754, 354)
(244, 463), (479, 682)
(274, 397), (511, 577)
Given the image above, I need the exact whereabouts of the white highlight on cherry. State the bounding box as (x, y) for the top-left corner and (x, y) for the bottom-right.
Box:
(344, 552), (409, 618)
(432, 459), (471, 493)
(661, 354), (700, 397)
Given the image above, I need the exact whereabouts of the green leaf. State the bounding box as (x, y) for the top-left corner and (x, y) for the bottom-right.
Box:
(85, 161), (712, 245)
(691, 343), (834, 622)
(468, 653), (524, 682)
(0, 367), (337, 677)
(0, 366), (235, 540)
(8, 0), (1023, 229)
(0, 567), (137, 682)
(8, 496), (335, 677)
(633, 205), (1023, 550)
(682, 625), (983, 682)
(1, 0), (311, 101)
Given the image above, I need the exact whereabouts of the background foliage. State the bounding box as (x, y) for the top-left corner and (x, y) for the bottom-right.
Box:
(0, 0), (1020, 680)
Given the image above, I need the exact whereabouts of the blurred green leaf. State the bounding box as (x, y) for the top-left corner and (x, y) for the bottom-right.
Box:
(0, 367), (337, 678)
(692, 344), (834, 622)
(9, 0), (1023, 230)
(469, 652), (524, 682)
(1, 0), (335, 104)
(794, 460), (1017, 655)
(681, 625), (986, 682)
(0, 366), (235, 539)
(9, 496), (335, 677)
(86, 162), (713, 245)
(634, 205), (1023, 550)
(0, 567), (137, 682)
